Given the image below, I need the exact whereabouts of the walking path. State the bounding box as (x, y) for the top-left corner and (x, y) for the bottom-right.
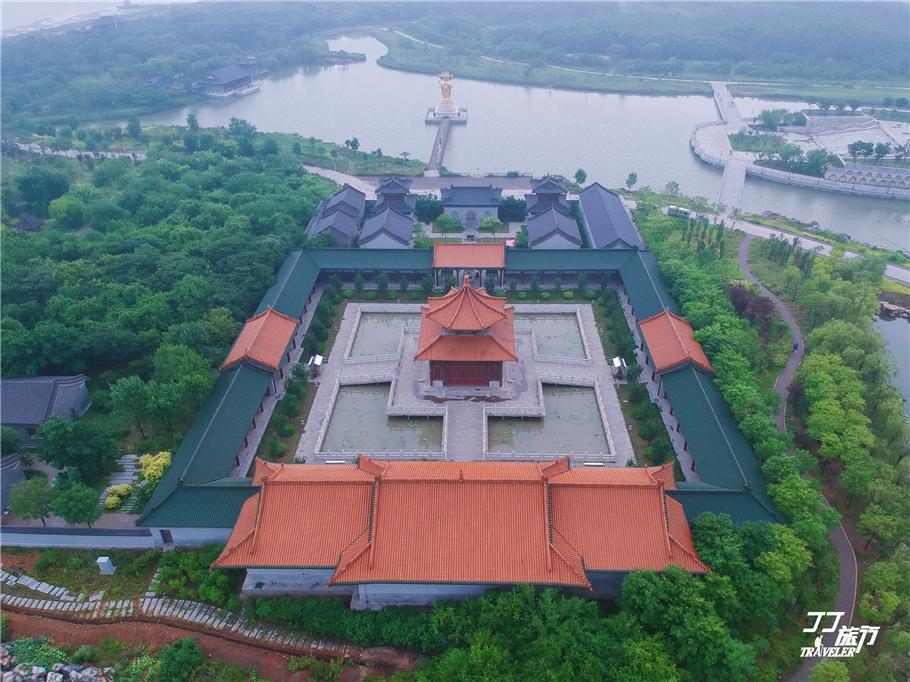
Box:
(737, 235), (858, 682)
(426, 118), (451, 173)
(0, 567), (417, 671)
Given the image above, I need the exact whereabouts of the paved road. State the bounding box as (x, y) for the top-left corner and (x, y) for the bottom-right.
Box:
(738, 235), (858, 682)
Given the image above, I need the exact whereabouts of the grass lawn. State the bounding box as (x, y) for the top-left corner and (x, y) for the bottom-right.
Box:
(269, 131), (426, 175)
(867, 107), (910, 123)
(728, 132), (787, 154)
(4, 548), (159, 600)
(729, 81), (910, 107)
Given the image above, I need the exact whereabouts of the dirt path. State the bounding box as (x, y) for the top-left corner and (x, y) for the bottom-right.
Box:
(737, 235), (858, 682)
(4, 611), (377, 681)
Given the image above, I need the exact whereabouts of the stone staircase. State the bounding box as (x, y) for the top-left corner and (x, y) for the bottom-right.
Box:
(97, 455), (141, 511)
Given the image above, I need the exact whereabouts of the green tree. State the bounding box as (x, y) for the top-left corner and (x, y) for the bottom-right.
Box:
(37, 417), (117, 482)
(158, 637), (203, 682)
(574, 168), (587, 185)
(1, 427), (21, 456)
(625, 172), (638, 191)
(52, 482), (101, 527)
(434, 212), (462, 236)
(663, 180), (680, 197)
(8, 478), (55, 526)
(874, 142), (891, 161)
(126, 116), (141, 139)
(857, 503), (899, 550)
(375, 271), (389, 293)
(262, 137), (279, 155)
(478, 216), (504, 235)
(808, 660), (850, 682)
(110, 376), (149, 438)
(48, 195), (86, 230)
(15, 165), (70, 214)
(186, 112), (199, 131)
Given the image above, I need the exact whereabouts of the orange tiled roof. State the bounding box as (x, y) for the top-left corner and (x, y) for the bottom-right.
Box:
(212, 458), (708, 585)
(638, 309), (714, 375)
(425, 276), (508, 331)
(433, 242), (505, 269)
(220, 308), (298, 372)
(415, 306), (517, 362)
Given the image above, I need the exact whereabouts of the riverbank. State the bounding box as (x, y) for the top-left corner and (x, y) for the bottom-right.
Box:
(371, 29), (909, 105)
(372, 30), (713, 97)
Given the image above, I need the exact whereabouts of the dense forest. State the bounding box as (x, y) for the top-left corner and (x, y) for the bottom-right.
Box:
(3, 2), (907, 131)
(1, 121), (336, 451)
(398, 3), (909, 84)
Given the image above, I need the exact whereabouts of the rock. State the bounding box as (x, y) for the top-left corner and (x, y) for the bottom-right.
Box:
(12, 665), (29, 676)
(46, 674), (64, 682)
(102, 668), (114, 676)
(1, 672), (17, 682)
(32, 665), (46, 676)
(81, 667), (99, 678)
(51, 664), (64, 673)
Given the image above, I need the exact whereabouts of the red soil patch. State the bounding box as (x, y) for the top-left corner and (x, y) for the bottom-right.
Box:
(1, 549), (41, 575)
(4, 611), (382, 681)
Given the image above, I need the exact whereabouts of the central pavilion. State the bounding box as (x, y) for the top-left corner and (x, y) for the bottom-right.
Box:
(415, 274), (517, 387)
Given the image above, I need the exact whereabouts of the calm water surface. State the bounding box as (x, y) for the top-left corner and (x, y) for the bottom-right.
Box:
(875, 317), (910, 420)
(145, 35), (909, 250)
(349, 312), (419, 357)
(488, 385), (608, 455)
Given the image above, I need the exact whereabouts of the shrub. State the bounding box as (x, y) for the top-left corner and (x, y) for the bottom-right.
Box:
(342, 289), (354, 299)
(277, 419), (295, 438)
(104, 494), (122, 510)
(272, 442), (288, 458)
(9, 637), (67, 669)
(288, 655), (316, 672)
(364, 291), (378, 301)
(408, 291), (421, 301)
(107, 483), (133, 498)
(386, 290), (398, 300)
(139, 451), (172, 484)
(583, 289), (597, 300)
(540, 291), (551, 300)
(72, 644), (97, 664)
(517, 291), (528, 300)
(159, 638), (203, 682)
(562, 290), (575, 300)
(0, 613), (9, 642)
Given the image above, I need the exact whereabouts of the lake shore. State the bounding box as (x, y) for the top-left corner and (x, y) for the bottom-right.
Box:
(371, 29), (910, 105)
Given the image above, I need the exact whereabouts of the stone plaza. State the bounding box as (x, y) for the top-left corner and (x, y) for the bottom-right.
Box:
(294, 302), (634, 465)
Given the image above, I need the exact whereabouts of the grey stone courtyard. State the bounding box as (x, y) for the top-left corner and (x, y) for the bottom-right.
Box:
(293, 302), (634, 465)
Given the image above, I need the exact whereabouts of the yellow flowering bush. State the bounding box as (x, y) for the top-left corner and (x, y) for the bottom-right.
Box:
(104, 495), (123, 510)
(139, 451), (172, 484)
(107, 483), (133, 498)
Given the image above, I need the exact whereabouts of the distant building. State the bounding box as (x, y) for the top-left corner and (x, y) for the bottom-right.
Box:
(305, 185), (366, 247)
(440, 185), (502, 231)
(374, 176), (415, 214)
(213, 457), (707, 608)
(525, 175), (569, 216)
(0, 376), (91, 445)
(578, 182), (645, 250)
(415, 275), (517, 387)
(526, 207), (582, 249)
(359, 206), (413, 249)
(194, 64), (259, 97)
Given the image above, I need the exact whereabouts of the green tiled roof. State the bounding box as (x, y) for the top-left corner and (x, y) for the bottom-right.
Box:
(309, 248), (433, 271)
(669, 486), (780, 525)
(619, 250), (679, 319)
(138, 364), (272, 526)
(139, 483), (259, 528)
(661, 366), (776, 515)
(505, 248), (634, 272)
(256, 250), (320, 319)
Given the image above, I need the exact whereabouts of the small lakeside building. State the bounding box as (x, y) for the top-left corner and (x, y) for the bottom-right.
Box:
(194, 64), (259, 97)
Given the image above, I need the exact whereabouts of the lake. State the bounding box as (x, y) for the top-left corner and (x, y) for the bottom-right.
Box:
(875, 317), (910, 420)
(144, 35), (909, 250)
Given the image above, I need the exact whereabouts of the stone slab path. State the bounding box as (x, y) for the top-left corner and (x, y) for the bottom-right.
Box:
(0, 567), (418, 669)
